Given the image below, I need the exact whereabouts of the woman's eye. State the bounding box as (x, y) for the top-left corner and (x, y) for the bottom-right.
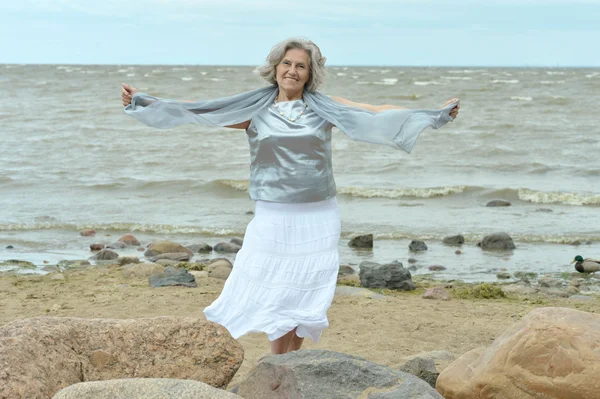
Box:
(299, 65), (305, 69)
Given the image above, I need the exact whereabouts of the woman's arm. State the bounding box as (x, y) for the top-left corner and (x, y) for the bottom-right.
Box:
(331, 96), (460, 120)
(121, 83), (250, 130)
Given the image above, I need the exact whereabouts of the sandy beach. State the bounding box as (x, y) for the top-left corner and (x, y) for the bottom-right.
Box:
(1, 265), (597, 388)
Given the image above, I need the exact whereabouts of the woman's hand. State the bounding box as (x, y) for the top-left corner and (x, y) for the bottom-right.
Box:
(442, 98), (460, 120)
(121, 83), (138, 107)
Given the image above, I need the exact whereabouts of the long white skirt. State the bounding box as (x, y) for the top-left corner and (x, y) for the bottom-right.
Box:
(204, 197), (340, 343)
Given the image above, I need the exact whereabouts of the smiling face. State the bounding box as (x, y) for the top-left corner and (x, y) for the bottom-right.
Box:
(275, 48), (311, 95)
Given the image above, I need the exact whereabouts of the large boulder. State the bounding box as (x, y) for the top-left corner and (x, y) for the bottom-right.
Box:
(144, 241), (193, 258)
(52, 379), (241, 399)
(442, 235), (464, 246)
(477, 232), (516, 250)
(409, 240), (428, 252)
(437, 307), (600, 399)
(214, 242), (242, 253)
(90, 249), (119, 261)
(233, 349), (443, 398)
(348, 234), (374, 248)
(0, 317), (243, 399)
(117, 234), (140, 246)
(359, 260), (415, 290)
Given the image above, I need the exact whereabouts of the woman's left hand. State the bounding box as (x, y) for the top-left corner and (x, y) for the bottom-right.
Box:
(442, 98), (460, 120)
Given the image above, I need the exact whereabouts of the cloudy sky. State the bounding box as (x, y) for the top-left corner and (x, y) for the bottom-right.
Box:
(1, 0), (599, 66)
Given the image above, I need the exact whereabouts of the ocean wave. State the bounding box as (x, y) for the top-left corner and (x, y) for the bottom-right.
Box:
(510, 96), (533, 101)
(441, 76), (472, 80)
(338, 186), (467, 199)
(414, 81), (442, 86)
(540, 80), (565, 84)
(492, 79), (519, 84)
(518, 189), (600, 206)
(181, 77), (193, 81)
(216, 179), (250, 192)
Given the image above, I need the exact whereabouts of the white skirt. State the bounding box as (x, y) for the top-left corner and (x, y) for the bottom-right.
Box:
(204, 197), (340, 343)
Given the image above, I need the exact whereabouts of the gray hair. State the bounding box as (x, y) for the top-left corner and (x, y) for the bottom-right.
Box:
(258, 38), (327, 92)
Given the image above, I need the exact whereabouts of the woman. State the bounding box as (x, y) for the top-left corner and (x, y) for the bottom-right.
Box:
(121, 37), (459, 355)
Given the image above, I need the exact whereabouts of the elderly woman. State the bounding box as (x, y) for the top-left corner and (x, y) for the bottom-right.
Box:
(121, 38), (459, 355)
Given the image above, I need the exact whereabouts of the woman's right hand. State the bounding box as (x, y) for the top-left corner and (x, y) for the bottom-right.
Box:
(121, 83), (138, 107)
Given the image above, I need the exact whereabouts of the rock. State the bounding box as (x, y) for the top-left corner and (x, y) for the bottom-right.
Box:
(80, 229), (96, 237)
(117, 234), (140, 246)
(90, 249), (119, 261)
(443, 235), (465, 246)
(502, 283), (538, 296)
(539, 277), (564, 289)
(437, 307), (600, 399)
(477, 232), (516, 250)
(245, 211), (254, 215)
(190, 270), (209, 279)
(187, 243), (213, 253)
(423, 287), (451, 301)
(0, 259), (36, 269)
(0, 317), (244, 399)
(359, 260), (415, 290)
(455, 250), (463, 255)
(117, 256), (140, 266)
(408, 257), (418, 264)
(514, 271), (538, 280)
(348, 234), (373, 248)
(176, 262), (206, 271)
(150, 252), (191, 262)
(338, 265), (355, 277)
(399, 357), (439, 388)
(486, 200), (511, 207)
(230, 237), (244, 247)
(149, 266), (197, 288)
(214, 242), (241, 253)
(52, 378), (241, 399)
(334, 286), (385, 299)
(207, 260), (233, 280)
(234, 349), (443, 398)
(106, 241), (127, 249)
(540, 288), (569, 298)
(496, 272), (511, 279)
(570, 295), (594, 301)
(144, 241), (193, 258)
(409, 240), (428, 252)
(6, 245), (14, 249)
(428, 265), (446, 272)
(58, 260), (91, 269)
(90, 243), (105, 251)
(122, 263), (165, 279)
(337, 274), (361, 286)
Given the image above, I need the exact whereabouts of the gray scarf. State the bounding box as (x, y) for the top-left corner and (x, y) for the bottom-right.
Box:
(124, 85), (456, 153)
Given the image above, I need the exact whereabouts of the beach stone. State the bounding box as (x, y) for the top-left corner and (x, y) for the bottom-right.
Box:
(539, 277), (565, 289)
(399, 357), (439, 388)
(117, 234), (140, 246)
(122, 263), (165, 279)
(230, 237), (244, 246)
(502, 283), (538, 296)
(6, 245), (14, 249)
(455, 250), (463, 255)
(149, 266), (197, 288)
(338, 265), (355, 277)
(190, 270), (209, 279)
(187, 243), (213, 253)
(437, 307), (600, 399)
(117, 256), (139, 266)
(52, 378), (241, 399)
(514, 271), (538, 280)
(214, 242), (242, 253)
(234, 349), (443, 399)
(428, 265), (446, 272)
(144, 240), (193, 258)
(206, 260), (233, 280)
(408, 257), (418, 264)
(348, 234), (374, 248)
(496, 272), (511, 279)
(409, 240), (428, 252)
(58, 260), (91, 268)
(486, 200), (511, 207)
(107, 241), (127, 249)
(477, 232), (516, 250)
(359, 260), (415, 291)
(80, 229), (96, 237)
(150, 252), (191, 262)
(90, 243), (105, 251)
(443, 235), (465, 246)
(91, 249), (119, 261)
(0, 317), (243, 399)
(423, 287), (451, 301)
(0, 259), (36, 269)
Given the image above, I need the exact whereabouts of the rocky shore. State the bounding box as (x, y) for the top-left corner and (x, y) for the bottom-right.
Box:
(1, 232), (599, 398)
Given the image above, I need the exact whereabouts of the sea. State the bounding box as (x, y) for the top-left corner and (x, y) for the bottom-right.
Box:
(1, 64), (599, 282)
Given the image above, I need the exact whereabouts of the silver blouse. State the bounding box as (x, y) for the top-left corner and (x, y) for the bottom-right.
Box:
(247, 100), (336, 203)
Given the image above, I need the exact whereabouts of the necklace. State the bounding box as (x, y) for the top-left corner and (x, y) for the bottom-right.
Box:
(273, 99), (308, 122)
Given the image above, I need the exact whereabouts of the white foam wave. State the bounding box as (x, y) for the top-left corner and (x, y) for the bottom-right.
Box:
(586, 72), (600, 78)
(518, 188), (600, 206)
(171, 67), (188, 71)
(546, 71), (565, 75)
(126, 73), (135, 77)
(381, 78), (398, 85)
(414, 81), (441, 86)
(218, 179), (250, 192)
(181, 77), (193, 81)
(441, 76), (472, 80)
(448, 69), (481, 74)
(338, 186), (466, 199)
(492, 79), (519, 84)
(336, 72), (347, 76)
(511, 96), (533, 101)
(540, 80), (565, 84)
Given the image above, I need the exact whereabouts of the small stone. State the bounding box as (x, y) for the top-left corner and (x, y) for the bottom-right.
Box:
(80, 229), (96, 237)
(150, 252), (191, 262)
(348, 234), (374, 249)
(214, 242), (241, 253)
(90, 249), (119, 261)
(423, 287), (451, 301)
(496, 272), (511, 280)
(187, 243), (213, 253)
(338, 265), (355, 277)
(6, 245), (14, 249)
(245, 211), (254, 215)
(107, 241), (127, 249)
(428, 265), (446, 272)
(409, 240), (427, 252)
(477, 233), (516, 250)
(149, 266), (197, 288)
(443, 235), (465, 246)
(486, 200), (511, 207)
(407, 258), (418, 264)
(570, 240), (581, 246)
(117, 234), (140, 246)
(455, 250), (463, 255)
(118, 256), (140, 266)
(90, 243), (105, 251)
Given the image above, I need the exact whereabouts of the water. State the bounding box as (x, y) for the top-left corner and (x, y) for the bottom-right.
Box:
(1, 64), (599, 281)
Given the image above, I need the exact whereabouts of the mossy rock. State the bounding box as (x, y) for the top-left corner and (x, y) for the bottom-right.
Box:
(0, 259), (36, 269)
(452, 283), (506, 299)
(337, 278), (361, 287)
(514, 271), (538, 280)
(175, 262), (207, 271)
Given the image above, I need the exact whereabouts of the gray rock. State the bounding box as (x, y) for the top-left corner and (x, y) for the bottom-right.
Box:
(443, 235), (465, 246)
(0, 259), (36, 269)
(214, 242), (242, 253)
(234, 350), (443, 399)
(6, 245), (14, 249)
(496, 272), (511, 280)
(117, 256), (140, 266)
(408, 257), (418, 264)
(187, 243), (213, 253)
(348, 234), (374, 248)
(106, 241), (127, 249)
(52, 378), (241, 399)
(502, 283), (538, 296)
(539, 277), (565, 289)
(428, 265), (446, 272)
(409, 240), (428, 252)
(144, 241), (193, 258)
(338, 265), (355, 277)
(230, 237), (244, 247)
(359, 260), (415, 290)
(90, 249), (119, 261)
(423, 287), (451, 301)
(514, 271), (538, 280)
(399, 357), (439, 388)
(149, 266), (197, 288)
(477, 233), (516, 250)
(486, 200), (511, 207)
(150, 252), (191, 262)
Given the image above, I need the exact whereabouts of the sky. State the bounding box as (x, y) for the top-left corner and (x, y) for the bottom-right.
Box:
(1, 0), (599, 67)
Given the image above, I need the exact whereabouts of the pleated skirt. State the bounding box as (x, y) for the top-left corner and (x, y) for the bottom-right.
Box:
(204, 197), (340, 343)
